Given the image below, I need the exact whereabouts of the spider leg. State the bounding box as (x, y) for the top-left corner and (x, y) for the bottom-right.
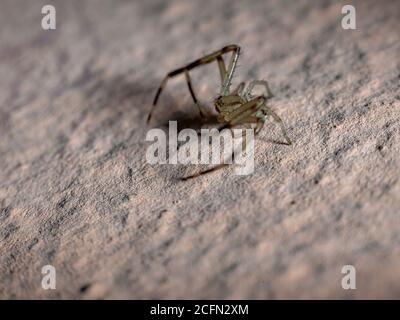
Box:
(231, 82), (245, 95)
(220, 46), (241, 96)
(184, 70), (206, 119)
(262, 103), (292, 145)
(180, 123), (255, 181)
(180, 124), (239, 181)
(244, 80), (273, 100)
(147, 44), (241, 124)
(181, 163), (228, 180)
(225, 97), (265, 125)
(147, 73), (172, 123)
(232, 97), (291, 144)
(254, 117), (265, 135)
(217, 56), (227, 84)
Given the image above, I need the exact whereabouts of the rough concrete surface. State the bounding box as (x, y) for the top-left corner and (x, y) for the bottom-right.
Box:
(0, 0), (399, 299)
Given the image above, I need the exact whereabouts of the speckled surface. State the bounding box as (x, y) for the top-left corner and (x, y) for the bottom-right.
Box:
(0, 0), (399, 299)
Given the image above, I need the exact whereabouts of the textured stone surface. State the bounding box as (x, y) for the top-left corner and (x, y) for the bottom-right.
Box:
(0, 0), (399, 299)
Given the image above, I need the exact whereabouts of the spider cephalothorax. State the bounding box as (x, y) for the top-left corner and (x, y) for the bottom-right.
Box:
(213, 79), (283, 135)
(147, 44), (291, 178)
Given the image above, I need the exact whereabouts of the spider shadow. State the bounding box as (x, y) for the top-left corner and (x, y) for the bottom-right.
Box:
(264, 138), (292, 146)
(86, 71), (222, 135)
(163, 111), (220, 132)
(148, 94), (221, 132)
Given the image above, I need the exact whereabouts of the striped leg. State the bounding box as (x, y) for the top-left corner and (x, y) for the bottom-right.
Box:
(184, 70), (205, 118)
(147, 44), (241, 123)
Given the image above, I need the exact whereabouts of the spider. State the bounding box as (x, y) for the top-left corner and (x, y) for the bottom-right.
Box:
(147, 44), (292, 179)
